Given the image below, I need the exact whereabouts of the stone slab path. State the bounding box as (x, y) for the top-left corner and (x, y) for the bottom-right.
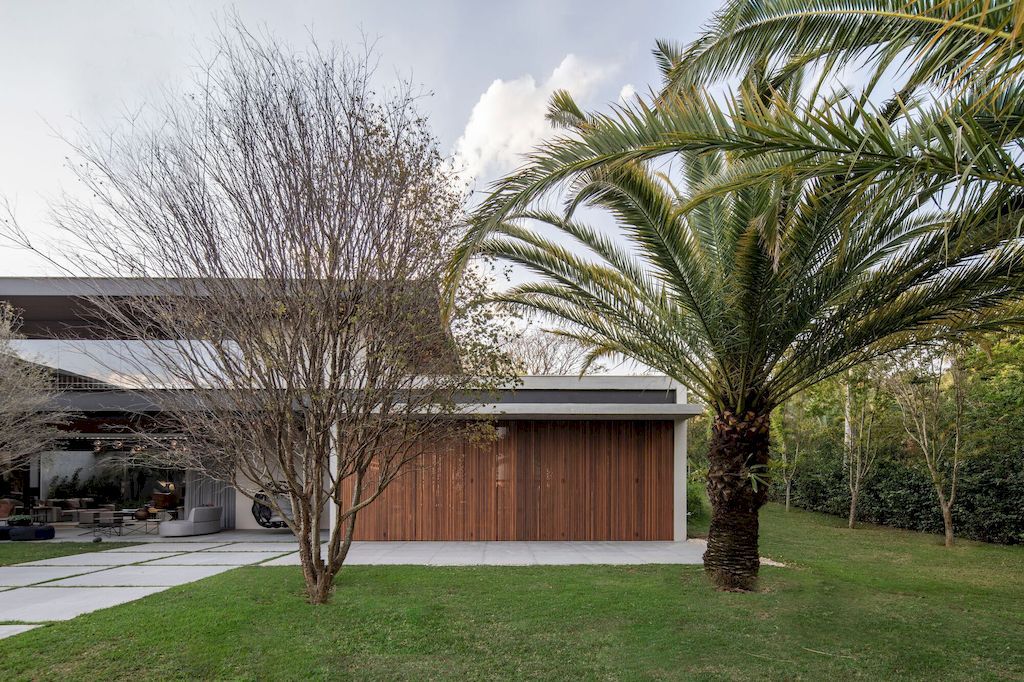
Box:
(0, 542), (296, 638)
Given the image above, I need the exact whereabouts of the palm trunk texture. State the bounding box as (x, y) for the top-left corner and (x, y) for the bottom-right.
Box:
(704, 409), (771, 591)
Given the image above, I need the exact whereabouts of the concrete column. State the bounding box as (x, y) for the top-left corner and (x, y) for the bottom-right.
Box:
(673, 381), (688, 541)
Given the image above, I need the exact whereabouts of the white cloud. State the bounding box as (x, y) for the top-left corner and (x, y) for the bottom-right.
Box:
(618, 83), (636, 102)
(453, 54), (615, 183)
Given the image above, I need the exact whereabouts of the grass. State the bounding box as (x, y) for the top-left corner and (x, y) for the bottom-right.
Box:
(0, 540), (138, 567)
(1, 506), (1022, 680)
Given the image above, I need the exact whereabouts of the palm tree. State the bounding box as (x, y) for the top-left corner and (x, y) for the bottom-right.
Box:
(461, 2), (1022, 257)
(453, 82), (1024, 590)
(655, 0), (1024, 233)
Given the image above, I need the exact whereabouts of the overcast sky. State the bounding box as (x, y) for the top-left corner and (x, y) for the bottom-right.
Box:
(0, 0), (716, 275)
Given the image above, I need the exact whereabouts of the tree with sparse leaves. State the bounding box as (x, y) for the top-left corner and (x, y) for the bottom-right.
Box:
(0, 303), (71, 476)
(7, 27), (512, 604)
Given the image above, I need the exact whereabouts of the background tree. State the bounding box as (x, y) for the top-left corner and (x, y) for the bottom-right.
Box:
(10, 27), (511, 603)
(772, 393), (805, 512)
(506, 325), (607, 375)
(768, 334), (1024, 544)
(0, 303), (71, 477)
(843, 363), (891, 529)
(886, 345), (968, 546)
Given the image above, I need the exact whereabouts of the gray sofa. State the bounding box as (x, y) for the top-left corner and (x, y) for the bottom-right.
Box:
(159, 506), (223, 537)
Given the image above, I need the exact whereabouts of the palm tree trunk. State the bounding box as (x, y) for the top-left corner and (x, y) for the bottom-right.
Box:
(704, 409), (771, 591)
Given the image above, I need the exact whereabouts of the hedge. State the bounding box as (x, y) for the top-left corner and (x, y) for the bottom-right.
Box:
(777, 452), (1024, 545)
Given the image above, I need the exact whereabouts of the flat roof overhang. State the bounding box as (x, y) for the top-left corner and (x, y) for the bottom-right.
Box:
(462, 402), (703, 420)
(42, 375), (704, 421)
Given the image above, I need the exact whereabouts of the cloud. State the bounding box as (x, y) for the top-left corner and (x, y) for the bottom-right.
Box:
(453, 54), (615, 183)
(618, 84), (636, 103)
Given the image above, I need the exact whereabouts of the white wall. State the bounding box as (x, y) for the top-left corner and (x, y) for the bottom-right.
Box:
(231, 471), (330, 531)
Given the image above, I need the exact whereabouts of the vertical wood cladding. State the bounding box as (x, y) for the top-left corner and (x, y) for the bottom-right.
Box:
(344, 420), (674, 541)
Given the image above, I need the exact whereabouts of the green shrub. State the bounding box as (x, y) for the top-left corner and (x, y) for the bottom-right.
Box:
(686, 481), (707, 521)
(778, 450), (1024, 544)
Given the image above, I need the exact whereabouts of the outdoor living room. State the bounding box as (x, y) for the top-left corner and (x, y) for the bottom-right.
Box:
(0, 460), (199, 541)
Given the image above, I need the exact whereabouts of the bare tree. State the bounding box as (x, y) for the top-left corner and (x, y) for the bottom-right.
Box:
(844, 365), (885, 529)
(0, 303), (71, 476)
(886, 346), (967, 547)
(506, 326), (606, 375)
(15, 27), (511, 602)
(772, 396), (804, 512)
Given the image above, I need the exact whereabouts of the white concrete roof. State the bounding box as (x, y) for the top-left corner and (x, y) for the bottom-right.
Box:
(465, 402), (702, 420)
(513, 375), (680, 391)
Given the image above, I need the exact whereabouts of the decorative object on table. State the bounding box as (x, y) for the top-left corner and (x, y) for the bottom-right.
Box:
(10, 524), (56, 541)
(134, 508), (151, 520)
(152, 481), (179, 509)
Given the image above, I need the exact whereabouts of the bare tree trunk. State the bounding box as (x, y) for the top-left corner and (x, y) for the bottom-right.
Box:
(848, 485), (859, 529)
(329, 472), (364, 584)
(843, 370), (853, 470)
(935, 485), (955, 547)
(704, 409), (770, 591)
(784, 478), (792, 512)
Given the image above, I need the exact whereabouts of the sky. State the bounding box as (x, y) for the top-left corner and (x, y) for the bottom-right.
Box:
(0, 0), (717, 275)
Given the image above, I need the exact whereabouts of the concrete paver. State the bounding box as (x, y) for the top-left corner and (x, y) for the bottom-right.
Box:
(0, 586), (170, 622)
(0, 566), (104, 587)
(100, 542), (232, 553)
(20, 552), (182, 567)
(144, 551), (288, 566)
(45, 565), (235, 587)
(0, 624), (42, 639)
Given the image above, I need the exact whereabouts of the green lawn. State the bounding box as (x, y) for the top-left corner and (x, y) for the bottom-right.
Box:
(1, 506), (1021, 680)
(0, 540), (137, 567)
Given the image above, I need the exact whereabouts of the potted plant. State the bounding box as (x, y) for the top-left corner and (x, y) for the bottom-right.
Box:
(6, 514), (33, 527)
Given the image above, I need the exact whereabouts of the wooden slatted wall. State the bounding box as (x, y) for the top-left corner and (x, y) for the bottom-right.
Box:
(343, 420), (673, 541)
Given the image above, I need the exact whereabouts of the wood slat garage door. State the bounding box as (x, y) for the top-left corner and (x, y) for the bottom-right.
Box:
(344, 420), (674, 541)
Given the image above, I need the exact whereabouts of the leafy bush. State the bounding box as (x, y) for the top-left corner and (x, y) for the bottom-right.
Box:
(778, 450), (1024, 544)
(686, 480), (707, 521)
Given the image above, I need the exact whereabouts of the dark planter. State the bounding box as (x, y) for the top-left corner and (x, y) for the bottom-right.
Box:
(10, 525), (56, 541)
(0, 526), (10, 541)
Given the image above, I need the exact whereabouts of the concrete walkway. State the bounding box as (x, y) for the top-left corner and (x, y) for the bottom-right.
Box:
(0, 541), (294, 638)
(262, 540), (706, 566)
(0, 539), (708, 640)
